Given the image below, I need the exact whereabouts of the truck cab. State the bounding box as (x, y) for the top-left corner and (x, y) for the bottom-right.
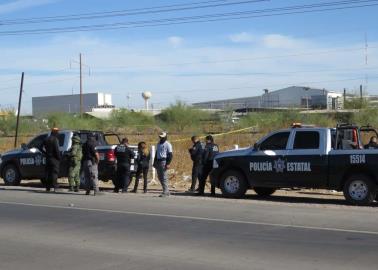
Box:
(211, 124), (378, 205)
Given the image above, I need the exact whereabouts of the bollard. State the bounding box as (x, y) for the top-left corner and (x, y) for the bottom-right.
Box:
(150, 145), (158, 185)
(234, 145), (239, 150)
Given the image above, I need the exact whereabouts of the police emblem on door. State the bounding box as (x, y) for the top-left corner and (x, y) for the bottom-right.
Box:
(35, 155), (42, 166)
(274, 158), (286, 173)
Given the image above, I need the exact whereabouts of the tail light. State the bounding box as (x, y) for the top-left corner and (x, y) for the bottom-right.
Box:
(106, 150), (115, 162)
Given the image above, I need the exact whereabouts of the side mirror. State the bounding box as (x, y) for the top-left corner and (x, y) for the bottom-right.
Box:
(21, 143), (28, 150)
(253, 143), (259, 151)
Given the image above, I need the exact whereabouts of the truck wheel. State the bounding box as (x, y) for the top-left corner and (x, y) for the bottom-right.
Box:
(220, 170), (248, 198)
(3, 164), (21, 186)
(254, 187), (276, 197)
(343, 174), (376, 206)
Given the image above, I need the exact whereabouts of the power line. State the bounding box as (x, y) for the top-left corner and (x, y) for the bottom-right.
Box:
(1, 0), (377, 36)
(0, 0), (267, 25)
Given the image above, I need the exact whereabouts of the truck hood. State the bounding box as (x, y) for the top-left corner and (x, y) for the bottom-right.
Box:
(216, 147), (252, 159)
(2, 148), (23, 156)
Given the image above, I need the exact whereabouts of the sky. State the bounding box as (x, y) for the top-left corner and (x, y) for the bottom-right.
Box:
(0, 0), (377, 114)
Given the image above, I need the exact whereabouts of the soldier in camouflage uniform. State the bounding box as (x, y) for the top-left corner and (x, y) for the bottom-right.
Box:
(68, 135), (82, 192)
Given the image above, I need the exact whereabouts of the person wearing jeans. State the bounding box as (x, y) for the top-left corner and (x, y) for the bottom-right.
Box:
(154, 132), (173, 197)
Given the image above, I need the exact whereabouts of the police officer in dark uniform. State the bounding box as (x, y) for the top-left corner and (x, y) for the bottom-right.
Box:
(132, 142), (151, 193)
(43, 127), (61, 192)
(197, 135), (219, 196)
(114, 138), (135, 193)
(188, 136), (203, 193)
(82, 134), (100, 196)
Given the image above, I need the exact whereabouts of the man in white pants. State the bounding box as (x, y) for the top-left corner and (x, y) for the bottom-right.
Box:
(154, 132), (173, 197)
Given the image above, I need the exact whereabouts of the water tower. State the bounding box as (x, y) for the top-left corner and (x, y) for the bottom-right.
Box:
(142, 91), (152, 111)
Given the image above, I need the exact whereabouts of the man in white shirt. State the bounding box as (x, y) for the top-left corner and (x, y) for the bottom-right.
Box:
(154, 132), (173, 197)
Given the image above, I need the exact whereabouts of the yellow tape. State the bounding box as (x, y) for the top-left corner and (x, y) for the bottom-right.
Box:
(148, 126), (257, 144)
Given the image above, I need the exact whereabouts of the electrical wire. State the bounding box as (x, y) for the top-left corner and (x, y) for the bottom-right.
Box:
(0, 0), (268, 25)
(0, 0), (377, 36)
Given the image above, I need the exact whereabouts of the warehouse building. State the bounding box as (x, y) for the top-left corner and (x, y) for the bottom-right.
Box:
(32, 92), (113, 116)
(192, 86), (344, 111)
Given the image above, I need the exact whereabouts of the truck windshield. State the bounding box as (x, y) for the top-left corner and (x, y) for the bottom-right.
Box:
(27, 134), (47, 149)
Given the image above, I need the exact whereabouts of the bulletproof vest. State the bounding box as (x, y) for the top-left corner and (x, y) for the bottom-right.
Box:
(204, 143), (219, 163)
(82, 141), (97, 162)
(115, 144), (133, 165)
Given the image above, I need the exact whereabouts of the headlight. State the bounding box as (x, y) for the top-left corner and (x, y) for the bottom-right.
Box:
(213, 159), (219, 169)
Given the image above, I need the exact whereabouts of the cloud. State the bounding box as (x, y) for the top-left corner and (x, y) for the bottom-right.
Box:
(262, 34), (301, 49)
(0, 0), (56, 15)
(0, 33), (377, 114)
(229, 32), (255, 43)
(168, 36), (184, 48)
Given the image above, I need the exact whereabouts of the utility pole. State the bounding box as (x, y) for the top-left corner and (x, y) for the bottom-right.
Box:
(79, 53), (83, 116)
(14, 72), (24, 148)
(364, 32), (369, 93)
(360, 85), (363, 100)
(343, 88), (346, 107)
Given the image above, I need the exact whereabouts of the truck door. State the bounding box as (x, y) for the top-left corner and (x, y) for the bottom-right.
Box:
(58, 132), (71, 177)
(285, 130), (328, 188)
(250, 131), (290, 186)
(23, 134), (48, 179)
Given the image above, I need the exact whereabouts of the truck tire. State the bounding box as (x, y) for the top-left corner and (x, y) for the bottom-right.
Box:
(220, 170), (248, 199)
(343, 174), (376, 206)
(254, 187), (276, 197)
(2, 164), (21, 186)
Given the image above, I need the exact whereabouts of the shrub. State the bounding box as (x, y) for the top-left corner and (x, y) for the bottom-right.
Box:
(157, 101), (210, 133)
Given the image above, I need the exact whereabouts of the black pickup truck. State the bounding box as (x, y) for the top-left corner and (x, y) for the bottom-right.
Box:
(0, 130), (138, 187)
(211, 124), (378, 205)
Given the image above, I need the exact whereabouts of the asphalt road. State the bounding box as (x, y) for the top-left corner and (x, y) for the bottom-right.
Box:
(0, 187), (377, 270)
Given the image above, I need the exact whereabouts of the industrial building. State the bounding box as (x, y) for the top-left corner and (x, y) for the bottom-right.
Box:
(32, 93), (113, 116)
(192, 86), (344, 111)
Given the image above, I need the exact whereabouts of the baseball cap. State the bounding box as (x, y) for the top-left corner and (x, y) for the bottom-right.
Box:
(159, 131), (167, 138)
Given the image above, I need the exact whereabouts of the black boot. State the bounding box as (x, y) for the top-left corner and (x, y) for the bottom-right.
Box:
(74, 186), (79, 192)
(69, 186), (74, 192)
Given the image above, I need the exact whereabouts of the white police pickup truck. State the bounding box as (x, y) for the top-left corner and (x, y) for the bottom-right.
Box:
(211, 124), (378, 205)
